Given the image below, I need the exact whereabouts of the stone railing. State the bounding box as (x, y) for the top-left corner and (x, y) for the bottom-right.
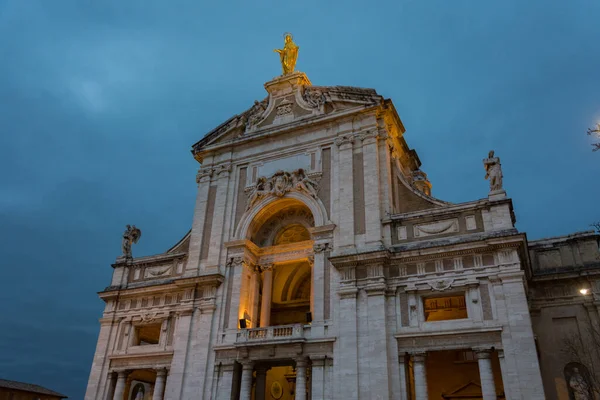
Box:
(236, 323), (306, 343)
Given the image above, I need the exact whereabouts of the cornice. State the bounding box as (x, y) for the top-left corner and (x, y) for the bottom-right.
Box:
(192, 104), (382, 159)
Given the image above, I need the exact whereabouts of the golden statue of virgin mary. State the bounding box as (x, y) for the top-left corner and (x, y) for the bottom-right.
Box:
(274, 33), (299, 75)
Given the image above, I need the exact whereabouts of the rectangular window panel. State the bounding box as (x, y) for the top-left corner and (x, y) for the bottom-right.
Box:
(423, 294), (468, 322)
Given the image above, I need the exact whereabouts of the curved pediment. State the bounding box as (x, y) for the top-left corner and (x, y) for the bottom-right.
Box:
(191, 72), (384, 160)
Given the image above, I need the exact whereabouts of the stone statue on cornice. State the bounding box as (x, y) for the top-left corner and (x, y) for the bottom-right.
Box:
(122, 224), (142, 258)
(483, 150), (503, 192)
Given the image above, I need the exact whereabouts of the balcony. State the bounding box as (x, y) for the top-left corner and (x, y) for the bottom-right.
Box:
(236, 323), (309, 345)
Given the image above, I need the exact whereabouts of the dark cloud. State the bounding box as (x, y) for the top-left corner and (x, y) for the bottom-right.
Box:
(1, 0), (599, 398)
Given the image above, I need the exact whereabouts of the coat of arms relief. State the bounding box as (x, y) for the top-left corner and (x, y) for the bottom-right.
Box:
(245, 168), (320, 210)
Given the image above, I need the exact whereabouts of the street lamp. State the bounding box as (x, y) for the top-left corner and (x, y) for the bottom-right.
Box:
(579, 288), (590, 295)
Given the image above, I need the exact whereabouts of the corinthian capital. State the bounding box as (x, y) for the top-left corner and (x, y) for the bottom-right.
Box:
(196, 167), (214, 184)
(334, 134), (355, 147)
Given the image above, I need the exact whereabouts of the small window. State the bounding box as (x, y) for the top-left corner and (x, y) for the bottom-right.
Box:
(135, 323), (161, 345)
(423, 294), (468, 322)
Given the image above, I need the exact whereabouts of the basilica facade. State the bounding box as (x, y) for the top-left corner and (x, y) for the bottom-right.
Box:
(84, 69), (600, 400)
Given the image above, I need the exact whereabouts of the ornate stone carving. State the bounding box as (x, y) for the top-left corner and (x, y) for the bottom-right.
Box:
(247, 100), (268, 129)
(358, 130), (379, 142)
(303, 87), (326, 109)
(246, 169), (319, 210)
(313, 243), (331, 253)
(275, 99), (293, 116)
(483, 150), (503, 192)
(334, 134), (355, 147)
(140, 312), (158, 323)
(196, 167), (214, 184)
(413, 219), (459, 237)
(428, 279), (454, 291)
(122, 225), (142, 258)
(215, 163), (232, 177)
(145, 265), (172, 278)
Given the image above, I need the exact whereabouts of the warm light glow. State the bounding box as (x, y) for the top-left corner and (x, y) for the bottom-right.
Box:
(580, 288), (590, 295)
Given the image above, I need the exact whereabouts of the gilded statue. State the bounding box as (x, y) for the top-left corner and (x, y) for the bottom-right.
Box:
(274, 33), (299, 75)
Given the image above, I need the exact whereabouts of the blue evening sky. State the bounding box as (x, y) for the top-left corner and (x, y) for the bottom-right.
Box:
(0, 0), (599, 398)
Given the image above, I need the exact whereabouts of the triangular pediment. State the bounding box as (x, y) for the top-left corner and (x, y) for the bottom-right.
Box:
(191, 72), (385, 160)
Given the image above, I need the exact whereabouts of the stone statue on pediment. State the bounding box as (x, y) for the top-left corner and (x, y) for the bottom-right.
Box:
(483, 150), (503, 192)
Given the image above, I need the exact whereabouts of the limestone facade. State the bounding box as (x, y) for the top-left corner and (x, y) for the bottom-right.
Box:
(84, 71), (600, 400)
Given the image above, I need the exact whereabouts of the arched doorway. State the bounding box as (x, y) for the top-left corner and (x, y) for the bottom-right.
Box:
(236, 199), (316, 328)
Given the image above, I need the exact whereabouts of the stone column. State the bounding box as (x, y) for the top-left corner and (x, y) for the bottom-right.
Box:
(250, 267), (260, 327)
(337, 286), (359, 400)
(104, 372), (117, 400)
(227, 258), (247, 331)
(255, 365), (269, 400)
(295, 358), (308, 400)
(365, 269), (390, 400)
(412, 352), (428, 400)
(311, 244), (328, 331)
(185, 166), (213, 276)
(309, 256), (315, 318)
(113, 371), (129, 400)
(151, 369), (167, 400)
(398, 355), (408, 400)
(216, 363), (235, 400)
(497, 349), (508, 399)
(206, 163), (232, 271)
(239, 361), (254, 400)
(360, 130), (383, 247)
(310, 356), (325, 399)
(475, 349), (497, 400)
(163, 311), (192, 399)
(260, 265), (274, 327)
(335, 134), (355, 249)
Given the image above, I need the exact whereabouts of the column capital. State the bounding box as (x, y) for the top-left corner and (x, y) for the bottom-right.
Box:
(334, 133), (355, 148)
(255, 365), (270, 374)
(310, 355), (326, 366)
(261, 263), (275, 272)
(313, 242), (331, 253)
(196, 167), (214, 184)
(107, 371), (117, 379)
(240, 360), (254, 370)
(155, 368), (168, 378)
(295, 357), (308, 368)
(116, 370), (131, 378)
(473, 348), (493, 359)
(412, 352), (427, 363)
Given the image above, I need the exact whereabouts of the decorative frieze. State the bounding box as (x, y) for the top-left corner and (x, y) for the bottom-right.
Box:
(413, 218), (459, 238)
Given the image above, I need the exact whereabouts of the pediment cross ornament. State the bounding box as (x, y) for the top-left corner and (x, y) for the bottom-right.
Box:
(429, 279), (454, 291)
(246, 168), (319, 210)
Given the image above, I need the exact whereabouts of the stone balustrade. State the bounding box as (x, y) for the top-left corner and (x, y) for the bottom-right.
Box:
(236, 323), (307, 343)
